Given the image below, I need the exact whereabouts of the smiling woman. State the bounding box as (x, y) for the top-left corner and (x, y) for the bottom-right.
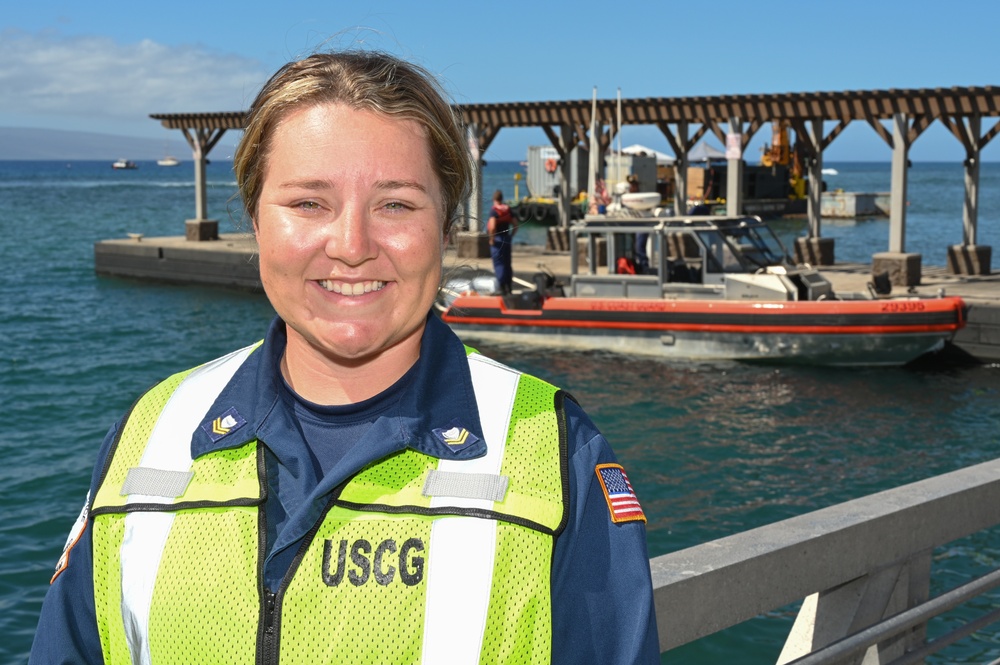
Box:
(254, 103), (447, 403)
(30, 50), (660, 665)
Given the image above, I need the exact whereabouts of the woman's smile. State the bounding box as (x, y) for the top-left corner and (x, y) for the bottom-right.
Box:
(316, 279), (387, 296)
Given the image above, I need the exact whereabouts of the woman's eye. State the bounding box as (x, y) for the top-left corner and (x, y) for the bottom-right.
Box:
(296, 201), (321, 211)
(384, 201), (411, 212)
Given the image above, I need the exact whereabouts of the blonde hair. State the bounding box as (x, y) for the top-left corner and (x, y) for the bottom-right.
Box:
(234, 51), (474, 235)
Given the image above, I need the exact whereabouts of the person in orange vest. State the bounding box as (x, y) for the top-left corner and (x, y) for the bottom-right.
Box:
(486, 189), (519, 294)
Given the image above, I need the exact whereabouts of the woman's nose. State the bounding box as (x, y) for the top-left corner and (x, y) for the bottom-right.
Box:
(324, 205), (377, 265)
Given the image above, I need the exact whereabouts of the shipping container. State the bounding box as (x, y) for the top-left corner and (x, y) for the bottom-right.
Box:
(525, 145), (590, 199)
(604, 153), (658, 194)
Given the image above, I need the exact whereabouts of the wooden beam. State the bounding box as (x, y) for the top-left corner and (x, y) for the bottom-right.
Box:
(540, 125), (564, 158)
(821, 119), (850, 151)
(980, 119), (1000, 149)
(866, 117), (894, 149)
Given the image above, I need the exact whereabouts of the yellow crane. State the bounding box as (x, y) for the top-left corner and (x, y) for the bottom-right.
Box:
(760, 120), (806, 199)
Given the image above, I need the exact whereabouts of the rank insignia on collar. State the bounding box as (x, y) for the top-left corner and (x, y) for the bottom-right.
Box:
(432, 420), (480, 449)
(201, 406), (246, 443)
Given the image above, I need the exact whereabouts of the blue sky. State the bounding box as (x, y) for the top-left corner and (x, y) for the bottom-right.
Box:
(3, 0), (998, 161)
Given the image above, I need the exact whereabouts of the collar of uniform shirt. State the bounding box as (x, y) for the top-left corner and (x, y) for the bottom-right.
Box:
(190, 315), (488, 462)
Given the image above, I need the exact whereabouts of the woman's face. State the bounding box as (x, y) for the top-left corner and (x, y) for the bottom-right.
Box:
(254, 102), (446, 366)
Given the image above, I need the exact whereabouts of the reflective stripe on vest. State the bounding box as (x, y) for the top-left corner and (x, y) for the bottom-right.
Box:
(422, 352), (517, 663)
(95, 343), (260, 665)
(92, 346), (564, 664)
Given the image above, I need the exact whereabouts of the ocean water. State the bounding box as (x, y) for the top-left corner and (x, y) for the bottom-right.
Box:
(2, 159), (1000, 663)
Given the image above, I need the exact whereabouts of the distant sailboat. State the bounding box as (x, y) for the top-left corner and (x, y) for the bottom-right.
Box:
(157, 155), (180, 167)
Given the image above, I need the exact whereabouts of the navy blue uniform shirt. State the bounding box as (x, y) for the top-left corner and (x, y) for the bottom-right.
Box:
(30, 315), (659, 663)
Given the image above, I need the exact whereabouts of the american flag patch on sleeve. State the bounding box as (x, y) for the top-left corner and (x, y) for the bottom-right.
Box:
(595, 463), (646, 524)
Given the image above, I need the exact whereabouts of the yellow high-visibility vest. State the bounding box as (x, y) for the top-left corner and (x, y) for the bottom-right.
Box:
(91, 344), (566, 664)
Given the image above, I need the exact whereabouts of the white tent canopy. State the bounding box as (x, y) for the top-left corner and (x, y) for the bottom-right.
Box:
(686, 140), (726, 162)
(621, 144), (675, 165)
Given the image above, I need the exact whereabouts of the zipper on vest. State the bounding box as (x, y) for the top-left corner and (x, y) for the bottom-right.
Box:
(256, 444), (279, 665)
(257, 490), (344, 664)
(259, 588), (279, 665)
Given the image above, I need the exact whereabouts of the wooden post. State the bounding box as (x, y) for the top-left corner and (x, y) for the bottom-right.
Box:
(453, 123), (489, 258)
(193, 142), (208, 222)
(947, 114), (991, 275)
(674, 121), (689, 216)
(793, 117), (835, 265)
(180, 127), (227, 241)
(726, 118), (743, 217)
(807, 118), (824, 239)
(889, 113), (910, 253)
(963, 115), (981, 246)
(559, 124), (573, 228)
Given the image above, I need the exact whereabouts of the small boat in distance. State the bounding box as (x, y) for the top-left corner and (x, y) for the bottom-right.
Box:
(157, 156), (180, 167)
(112, 159), (137, 170)
(439, 213), (967, 367)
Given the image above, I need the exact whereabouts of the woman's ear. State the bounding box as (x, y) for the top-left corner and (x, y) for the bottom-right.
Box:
(441, 213), (453, 251)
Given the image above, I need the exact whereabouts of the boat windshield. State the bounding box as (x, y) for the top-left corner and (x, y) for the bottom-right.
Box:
(695, 222), (790, 273)
(695, 230), (741, 273)
(722, 223), (789, 270)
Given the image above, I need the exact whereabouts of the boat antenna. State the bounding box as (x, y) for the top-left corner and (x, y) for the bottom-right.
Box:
(616, 87), (622, 190)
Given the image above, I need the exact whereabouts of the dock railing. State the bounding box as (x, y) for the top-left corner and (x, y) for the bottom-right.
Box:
(650, 456), (1000, 663)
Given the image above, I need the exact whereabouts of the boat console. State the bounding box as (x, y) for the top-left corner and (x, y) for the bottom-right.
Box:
(571, 214), (835, 301)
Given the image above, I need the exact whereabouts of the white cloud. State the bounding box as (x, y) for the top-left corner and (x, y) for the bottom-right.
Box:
(0, 29), (268, 127)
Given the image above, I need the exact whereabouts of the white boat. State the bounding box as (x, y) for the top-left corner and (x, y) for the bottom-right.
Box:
(157, 156), (180, 167)
(112, 159), (137, 170)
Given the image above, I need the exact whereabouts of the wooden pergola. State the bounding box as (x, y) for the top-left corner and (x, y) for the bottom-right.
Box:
(152, 85), (1000, 277)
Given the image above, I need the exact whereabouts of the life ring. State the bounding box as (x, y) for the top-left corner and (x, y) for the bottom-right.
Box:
(515, 204), (531, 222)
(544, 158), (558, 173)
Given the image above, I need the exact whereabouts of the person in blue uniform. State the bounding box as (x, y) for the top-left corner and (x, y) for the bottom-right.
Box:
(30, 49), (659, 664)
(487, 188), (518, 293)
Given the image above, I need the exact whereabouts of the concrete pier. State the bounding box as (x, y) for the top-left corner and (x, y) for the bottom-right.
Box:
(95, 234), (1000, 362)
(821, 191), (890, 218)
(95, 233), (261, 291)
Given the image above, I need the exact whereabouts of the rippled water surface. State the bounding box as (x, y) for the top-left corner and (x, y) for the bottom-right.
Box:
(2, 160), (999, 662)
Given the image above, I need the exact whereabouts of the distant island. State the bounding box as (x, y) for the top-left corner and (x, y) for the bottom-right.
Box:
(0, 127), (238, 161)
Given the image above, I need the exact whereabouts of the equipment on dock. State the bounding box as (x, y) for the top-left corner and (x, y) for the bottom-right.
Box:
(512, 145), (591, 225)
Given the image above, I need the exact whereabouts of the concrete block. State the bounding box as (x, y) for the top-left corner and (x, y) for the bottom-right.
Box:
(94, 241), (162, 261)
(872, 252), (922, 287)
(947, 244), (992, 276)
(820, 192), (889, 218)
(546, 227), (570, 252)
(185, 219), (219, 242)
(794, 237), (835, 266)
(454, 231), (490, 259)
